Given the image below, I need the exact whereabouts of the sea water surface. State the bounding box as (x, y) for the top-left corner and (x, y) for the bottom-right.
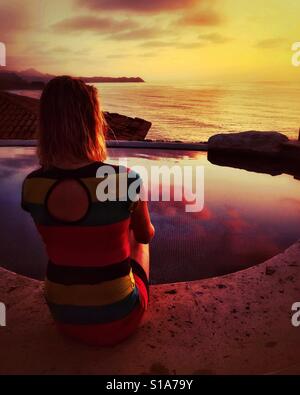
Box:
(12, 81), (300, 142)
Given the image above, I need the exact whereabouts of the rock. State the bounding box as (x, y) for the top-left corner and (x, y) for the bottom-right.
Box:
(208, 131), (289, 157)
(104, 112), (151, 141)
(0, 91), (151, 140)
(280, 141), (300, 162)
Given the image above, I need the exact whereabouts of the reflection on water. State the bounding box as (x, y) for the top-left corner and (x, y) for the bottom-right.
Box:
(0, 147), (300, 284)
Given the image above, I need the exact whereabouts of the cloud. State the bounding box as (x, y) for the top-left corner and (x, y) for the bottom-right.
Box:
(108, 27), (163, 41)
(106, 54), (129, 59)
(140, 52), (156, 58)
(255, 38), (286, 49)
(0, 3), (32, 42)
(76, 0), (198, 13)
(281, 197), (300, 213)
(52, 15), (139, 34)
(224, 208), (250, 233)
(140, 33), (230, 50)
(107, 52), (156, 59)
(198, 33), (231, 44)
(196, 207), (214, 220)
(177, 10), (221, 26)
(140, 40), (204, 50)
(52, 16), (164, 42)
(51, 46), (71, 53)
(176, 42), (202, 49)
(140, 40), (174, 48)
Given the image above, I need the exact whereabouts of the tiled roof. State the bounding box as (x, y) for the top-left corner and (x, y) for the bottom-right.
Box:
(0, 91), (39, 138)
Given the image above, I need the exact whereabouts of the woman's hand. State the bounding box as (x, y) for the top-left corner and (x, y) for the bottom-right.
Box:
(130, 200), (155, 244)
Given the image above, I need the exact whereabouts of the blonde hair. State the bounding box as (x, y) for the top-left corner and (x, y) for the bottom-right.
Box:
(38, 76), (107, 168)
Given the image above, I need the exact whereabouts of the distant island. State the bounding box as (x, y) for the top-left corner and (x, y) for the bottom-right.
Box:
(0, 72), (45, 90)
(0, 68), (144, 90)
(79, 76), (144, 83)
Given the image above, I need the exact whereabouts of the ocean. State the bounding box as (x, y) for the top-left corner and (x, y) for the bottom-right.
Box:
(12, 81), (300, 142)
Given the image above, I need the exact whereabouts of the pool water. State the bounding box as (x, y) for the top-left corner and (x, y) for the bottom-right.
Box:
(0, 146), (300, 284)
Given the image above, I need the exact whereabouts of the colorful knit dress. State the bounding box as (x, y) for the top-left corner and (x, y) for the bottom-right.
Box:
(21, 162), (149, 346)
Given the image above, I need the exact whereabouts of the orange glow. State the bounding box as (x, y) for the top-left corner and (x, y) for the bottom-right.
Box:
(2, 0), (300, 82)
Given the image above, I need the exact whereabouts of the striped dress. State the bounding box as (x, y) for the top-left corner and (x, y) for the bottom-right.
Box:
(21, 162), (149, 346)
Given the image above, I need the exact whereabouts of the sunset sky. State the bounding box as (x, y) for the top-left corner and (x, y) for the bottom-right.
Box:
(1, 0), (300, 81)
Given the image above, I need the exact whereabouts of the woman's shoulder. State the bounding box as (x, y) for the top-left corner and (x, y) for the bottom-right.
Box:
(24, 167), (47, 180)
(23, 162), (142, 181)
(99, 162), (141, 180)
(23, 162), (104, 181)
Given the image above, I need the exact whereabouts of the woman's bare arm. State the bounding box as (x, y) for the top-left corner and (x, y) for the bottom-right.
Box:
(130, 200), (155, 244)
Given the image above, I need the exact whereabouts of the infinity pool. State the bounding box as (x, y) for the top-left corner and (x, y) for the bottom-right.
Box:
(0, 146), (300, 284)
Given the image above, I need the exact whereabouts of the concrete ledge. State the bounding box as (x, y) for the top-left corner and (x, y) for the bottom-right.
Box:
(0, 139), (208, 151)
(0, 241), (300, 375)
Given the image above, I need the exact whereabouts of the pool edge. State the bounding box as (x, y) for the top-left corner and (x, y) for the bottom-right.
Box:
(0, 240), (300, 374)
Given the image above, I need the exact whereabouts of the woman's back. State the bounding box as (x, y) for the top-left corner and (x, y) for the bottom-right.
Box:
(22, 161), (149, 346)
